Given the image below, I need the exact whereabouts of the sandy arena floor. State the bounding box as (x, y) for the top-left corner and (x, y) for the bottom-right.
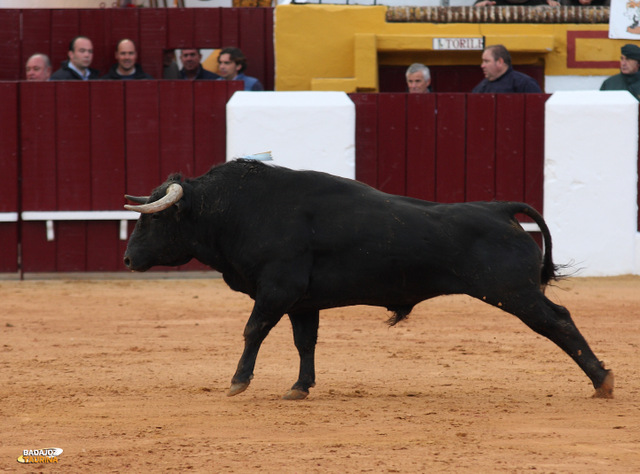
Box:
(1, 275), (639, 472)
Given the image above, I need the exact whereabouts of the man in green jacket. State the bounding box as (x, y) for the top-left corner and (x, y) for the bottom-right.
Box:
(600, 44), (640, 100)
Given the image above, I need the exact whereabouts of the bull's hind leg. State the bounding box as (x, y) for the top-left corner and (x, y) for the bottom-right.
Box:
(495, 291), (613, 398)
(284, 310), (320, 400)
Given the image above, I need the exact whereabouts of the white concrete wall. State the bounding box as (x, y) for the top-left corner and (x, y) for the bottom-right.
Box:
(544, 91), (639, 276)
(226, 91), (355, 179)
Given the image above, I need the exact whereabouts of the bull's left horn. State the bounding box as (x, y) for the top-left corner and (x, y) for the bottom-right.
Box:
(124, 183), (183, 214)
(124, 194), (149, 204)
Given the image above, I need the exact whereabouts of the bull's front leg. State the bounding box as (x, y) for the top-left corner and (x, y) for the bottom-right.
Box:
(228, 307), (284, 397)
(284, 310), (320, 400)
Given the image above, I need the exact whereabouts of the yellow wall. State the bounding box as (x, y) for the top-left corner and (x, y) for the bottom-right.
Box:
(274, 4), (625, 92)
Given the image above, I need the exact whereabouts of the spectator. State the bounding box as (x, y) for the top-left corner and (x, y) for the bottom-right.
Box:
(474, 0), (560, 5)
(50, 36), (99, 80)
(406, 63), (431, 93)
(25, 53), (51, 81)
(179, 49), (220, 80)
(217, 47), (264, 91)
(102, 39), (153, 80)
(561, 0), (609, 4)
(600, 44), (640, 101)
(163, 49), (180, 79)
(472, 44), (542, 93)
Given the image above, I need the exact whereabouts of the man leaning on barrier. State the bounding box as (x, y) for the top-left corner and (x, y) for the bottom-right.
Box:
(472, 44), (542, 93)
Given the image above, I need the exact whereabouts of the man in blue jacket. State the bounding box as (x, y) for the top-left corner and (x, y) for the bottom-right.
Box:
(472, 44), (542, 93)
(217, 47), (264, 91)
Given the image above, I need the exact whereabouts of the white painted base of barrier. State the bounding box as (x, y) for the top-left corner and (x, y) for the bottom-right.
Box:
(226, 91), (355, 179)
(545, 91), (639, 276)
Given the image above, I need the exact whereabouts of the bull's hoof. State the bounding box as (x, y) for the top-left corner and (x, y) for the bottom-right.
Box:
(227, 382), (250, 397)
(593, 371), (614, 399)
(282, 389), (309, 400)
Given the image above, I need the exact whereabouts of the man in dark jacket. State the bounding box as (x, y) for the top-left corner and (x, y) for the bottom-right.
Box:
(50, 36), (100, 80)
(179, 49), (220, 80)
(472, 44), (542, 93)
(600, 44), (640, 101)
(102, 39), (153, 80)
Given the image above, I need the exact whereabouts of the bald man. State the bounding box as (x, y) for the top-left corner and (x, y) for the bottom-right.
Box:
(26, 53), (52, 81)
(102, 39), (153, 80)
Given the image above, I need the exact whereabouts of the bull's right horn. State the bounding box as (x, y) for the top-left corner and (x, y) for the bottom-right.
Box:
(124, 183), (184, 214)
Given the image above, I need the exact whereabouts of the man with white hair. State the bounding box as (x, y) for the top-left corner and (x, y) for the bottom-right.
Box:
(600, 44), (640, 101)
(25, 53), (51, 81)
(405, 63), (431, 93)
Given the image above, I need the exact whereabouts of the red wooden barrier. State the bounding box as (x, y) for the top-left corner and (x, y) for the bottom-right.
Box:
(4, 8), (275, 91)
(16, 81), (240, 273)
(7, 89), (631, 274)
(350, 92), (550, 210)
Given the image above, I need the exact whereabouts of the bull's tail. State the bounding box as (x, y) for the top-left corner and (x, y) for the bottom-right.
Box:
(510, 203), (562, 287)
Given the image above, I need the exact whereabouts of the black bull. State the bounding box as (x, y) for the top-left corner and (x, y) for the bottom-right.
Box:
(123, 159), (613, 400)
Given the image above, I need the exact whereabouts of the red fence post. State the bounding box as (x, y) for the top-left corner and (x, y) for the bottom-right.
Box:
(435, 94), (466, 203)
(406, 93), (437, 201)
(20, 82), (58, 272)
(466, 94), (496, 202)
(495, 94), (526, 202)
(0, 83), (19, 272)
(377, 94), (407, 195)
(350, 93), (378, 188)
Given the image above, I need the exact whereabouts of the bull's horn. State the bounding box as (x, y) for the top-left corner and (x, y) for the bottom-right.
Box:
(124, 194), (149, 204)
(124, 183), (183, 214)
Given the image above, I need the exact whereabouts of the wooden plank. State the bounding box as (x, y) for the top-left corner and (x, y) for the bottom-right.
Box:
(0, 83), (18, 213)
(56, 221), (87, 272)
(221, 8), (240, 47)
(22, 222), (57, 272)
(20, 82), (57, 272)
(56, 82), (92, 271)
(0, 82), (18, 272)
(22, 10), (52, 79)
(51, 10), (79, 72)
(139, 8), (167, 80)
(168, 8), (195, 48)
(349, 93), (378, 187)
(435, 94), (466, 203)
(0, 9), (20, 80)
(125, 81), (161, 196)
(524, 94), (548, 214)
(194, 7), (221, 49)
(239, 8), (266, 88)
(20, 82), (57, 212)
(88, 81), (126, 272)
(465, 94), (496, 202)
(495, 94), (525, 202)
(87, 222), (122, 271)
(406, 93), (436, 201)
(56, 82), (92, 211)
(159, 81), (195, 179)
(194, 81), (229, 175)
(377, 94), (407, 195)
(91, 82), (126, 210)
